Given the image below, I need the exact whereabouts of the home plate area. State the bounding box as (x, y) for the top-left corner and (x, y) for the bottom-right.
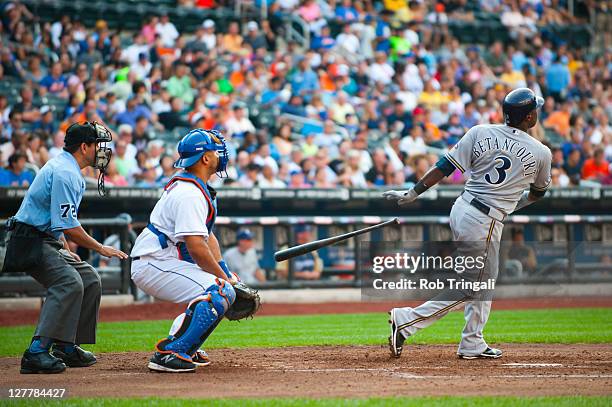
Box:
(1, 344), (611, 398)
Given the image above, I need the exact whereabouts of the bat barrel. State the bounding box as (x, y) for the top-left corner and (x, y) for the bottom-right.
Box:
(273, 218), (399, 262)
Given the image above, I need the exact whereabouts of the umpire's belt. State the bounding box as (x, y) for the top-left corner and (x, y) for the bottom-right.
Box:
(461, 191), (506, 222)
(146, 223), (170, 249)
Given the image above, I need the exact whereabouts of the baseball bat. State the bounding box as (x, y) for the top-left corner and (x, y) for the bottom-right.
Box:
(274, 218), (400, 262)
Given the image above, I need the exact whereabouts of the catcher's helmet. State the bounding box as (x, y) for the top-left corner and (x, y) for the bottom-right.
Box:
(502, 88), (544, 126)
(174, 128), (229, 176)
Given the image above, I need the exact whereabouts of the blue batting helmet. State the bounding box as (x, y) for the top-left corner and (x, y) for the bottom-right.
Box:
(174, 129), (229, 176)
(502, 88), (544, 126)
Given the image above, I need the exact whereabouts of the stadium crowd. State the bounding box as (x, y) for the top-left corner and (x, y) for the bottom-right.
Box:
(0, 0), (611, 190)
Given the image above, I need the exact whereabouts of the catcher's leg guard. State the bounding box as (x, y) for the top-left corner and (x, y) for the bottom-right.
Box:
(156, 279), (235, 360)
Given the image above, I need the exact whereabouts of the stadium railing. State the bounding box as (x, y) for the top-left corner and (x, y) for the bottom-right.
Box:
(1, 212), (611, 299)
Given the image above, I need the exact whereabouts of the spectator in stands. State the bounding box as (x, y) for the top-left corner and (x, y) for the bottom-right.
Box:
(544, 99), (572, 139)
(47, 130), (65, 159)
(13, 86), (40, 123)
(39, 61), (68, 98)
(113, 139), (138, 181)
(32, 106), (56, 135)
(132, 116), (151, 151)
(581, 148), (610, 182)
(244, 21), (266, 52)
(156, 155), (176, 185)
(506, 229), (538, 275)
(563, 148), (584, 185)
(365, 149), (388, 187)
(135, 164), (158, 188)
(104, 159), (128, 187)
(120, 33), (149, 66)
(238, 163), (261, 188)
(166, 62), (194, 105)
(224, 229), (266, 285)
(368, 51), (395, 85)
(5, 110), (23, 140)
(276, 225), (322, 280)
(288, 169), (310, 188)
(224, 104), (256, 139)
(546, 55), (571, 102)
(3, 152), (34, 186)
(257, 164), (287, 188)
(130, 52), (152, 81)
(311, 25), (336, 51)
(155, 13), (179, 48)
(115, 97), (151, 128)
(157, 97), (189, 131)
(26, 131), (49, 168)
(338, 149), (367, 188)
(406, 155), (430, 184)
(140, 16), (159, 45)
(222, 22), (244, 54)
(199, 19), (217, 51)
(290, 58), (319, 100)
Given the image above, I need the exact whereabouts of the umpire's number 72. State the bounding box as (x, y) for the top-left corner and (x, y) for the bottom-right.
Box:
(60, 203), (77, 218)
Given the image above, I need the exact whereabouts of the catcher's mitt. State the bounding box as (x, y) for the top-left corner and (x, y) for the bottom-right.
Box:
(225, 281), (261, 321)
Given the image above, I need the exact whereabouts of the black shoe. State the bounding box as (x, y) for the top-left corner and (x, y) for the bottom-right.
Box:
(192, 349), (211, 367)
(148, 352), (196, 373)
(52, 345), (97, 367)
(388, 309), (405, 358)
(458, 347), (503, 360)
(20, 350), (66, 374)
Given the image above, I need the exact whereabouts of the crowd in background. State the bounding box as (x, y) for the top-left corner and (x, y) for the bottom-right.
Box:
(0, 0), (611, 190)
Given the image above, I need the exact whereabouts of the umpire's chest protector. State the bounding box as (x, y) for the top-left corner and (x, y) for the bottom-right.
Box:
(164, 173), (217, 263)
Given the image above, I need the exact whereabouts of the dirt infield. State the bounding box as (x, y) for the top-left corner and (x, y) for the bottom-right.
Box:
(1, 297), (611, 326)
(1, 344), (610, 398)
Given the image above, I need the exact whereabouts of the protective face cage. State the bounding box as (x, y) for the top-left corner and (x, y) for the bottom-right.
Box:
(208, 129), (230, 178)
(91, 122), (113, 196)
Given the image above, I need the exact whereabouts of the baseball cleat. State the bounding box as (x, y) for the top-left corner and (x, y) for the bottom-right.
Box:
(148, 352), (196, 373)
(458, 347), (503, 360)
(192, 349), (211, 366)
(52, 345), (97, 368)
(388, 309), (405, 358)
(20, 350), (66, 374)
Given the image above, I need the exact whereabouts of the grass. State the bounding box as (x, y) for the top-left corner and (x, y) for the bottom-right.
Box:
(4, 396), (611, 406)
(0, 308), (610, 357)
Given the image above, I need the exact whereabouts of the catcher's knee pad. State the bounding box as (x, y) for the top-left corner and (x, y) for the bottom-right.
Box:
(208, 278), (236, 315)
(157, 279), (236, 358)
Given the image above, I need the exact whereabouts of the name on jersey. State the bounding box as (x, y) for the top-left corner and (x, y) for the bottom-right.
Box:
(472, 136), (537, 176)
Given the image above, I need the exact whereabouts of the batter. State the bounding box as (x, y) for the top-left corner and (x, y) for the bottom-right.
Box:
(383, 88), (552, 359)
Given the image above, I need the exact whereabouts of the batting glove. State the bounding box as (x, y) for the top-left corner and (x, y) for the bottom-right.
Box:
(382, 189), (418, 206)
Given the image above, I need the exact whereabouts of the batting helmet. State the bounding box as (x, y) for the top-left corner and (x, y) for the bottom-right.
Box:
(174, 129), (229, 176)
(502, 88), (544, 126)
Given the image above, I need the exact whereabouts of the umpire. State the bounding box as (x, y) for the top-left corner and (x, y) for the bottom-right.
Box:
(2, 121), (128, 374)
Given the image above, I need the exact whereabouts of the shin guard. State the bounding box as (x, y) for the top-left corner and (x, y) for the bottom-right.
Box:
(156, 279), (236, 359)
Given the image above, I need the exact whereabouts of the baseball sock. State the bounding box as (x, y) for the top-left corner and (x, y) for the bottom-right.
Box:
(54, 341), (77, 354)
(28, 336), (53, 353)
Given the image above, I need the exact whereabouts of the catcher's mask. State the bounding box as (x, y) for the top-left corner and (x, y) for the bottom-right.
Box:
(65, 121), (113, 196)
(174, 128), (229, 178)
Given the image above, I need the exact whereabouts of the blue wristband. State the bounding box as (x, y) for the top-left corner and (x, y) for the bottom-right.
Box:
(218, 260), (232, 279)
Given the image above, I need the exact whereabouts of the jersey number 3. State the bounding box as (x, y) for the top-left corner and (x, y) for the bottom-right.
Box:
(485, 156), (511, 185)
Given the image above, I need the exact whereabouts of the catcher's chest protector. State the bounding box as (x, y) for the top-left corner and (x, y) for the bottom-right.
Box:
(165, 173), (218, 263)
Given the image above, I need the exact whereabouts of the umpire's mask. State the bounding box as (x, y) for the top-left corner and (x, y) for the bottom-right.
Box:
(65, 121), (113, 196)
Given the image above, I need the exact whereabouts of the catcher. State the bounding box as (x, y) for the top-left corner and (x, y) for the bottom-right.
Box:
(130, 129), (260, 373)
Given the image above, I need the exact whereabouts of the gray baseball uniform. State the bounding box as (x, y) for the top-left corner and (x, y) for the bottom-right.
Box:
(393, 124), (552, 356)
